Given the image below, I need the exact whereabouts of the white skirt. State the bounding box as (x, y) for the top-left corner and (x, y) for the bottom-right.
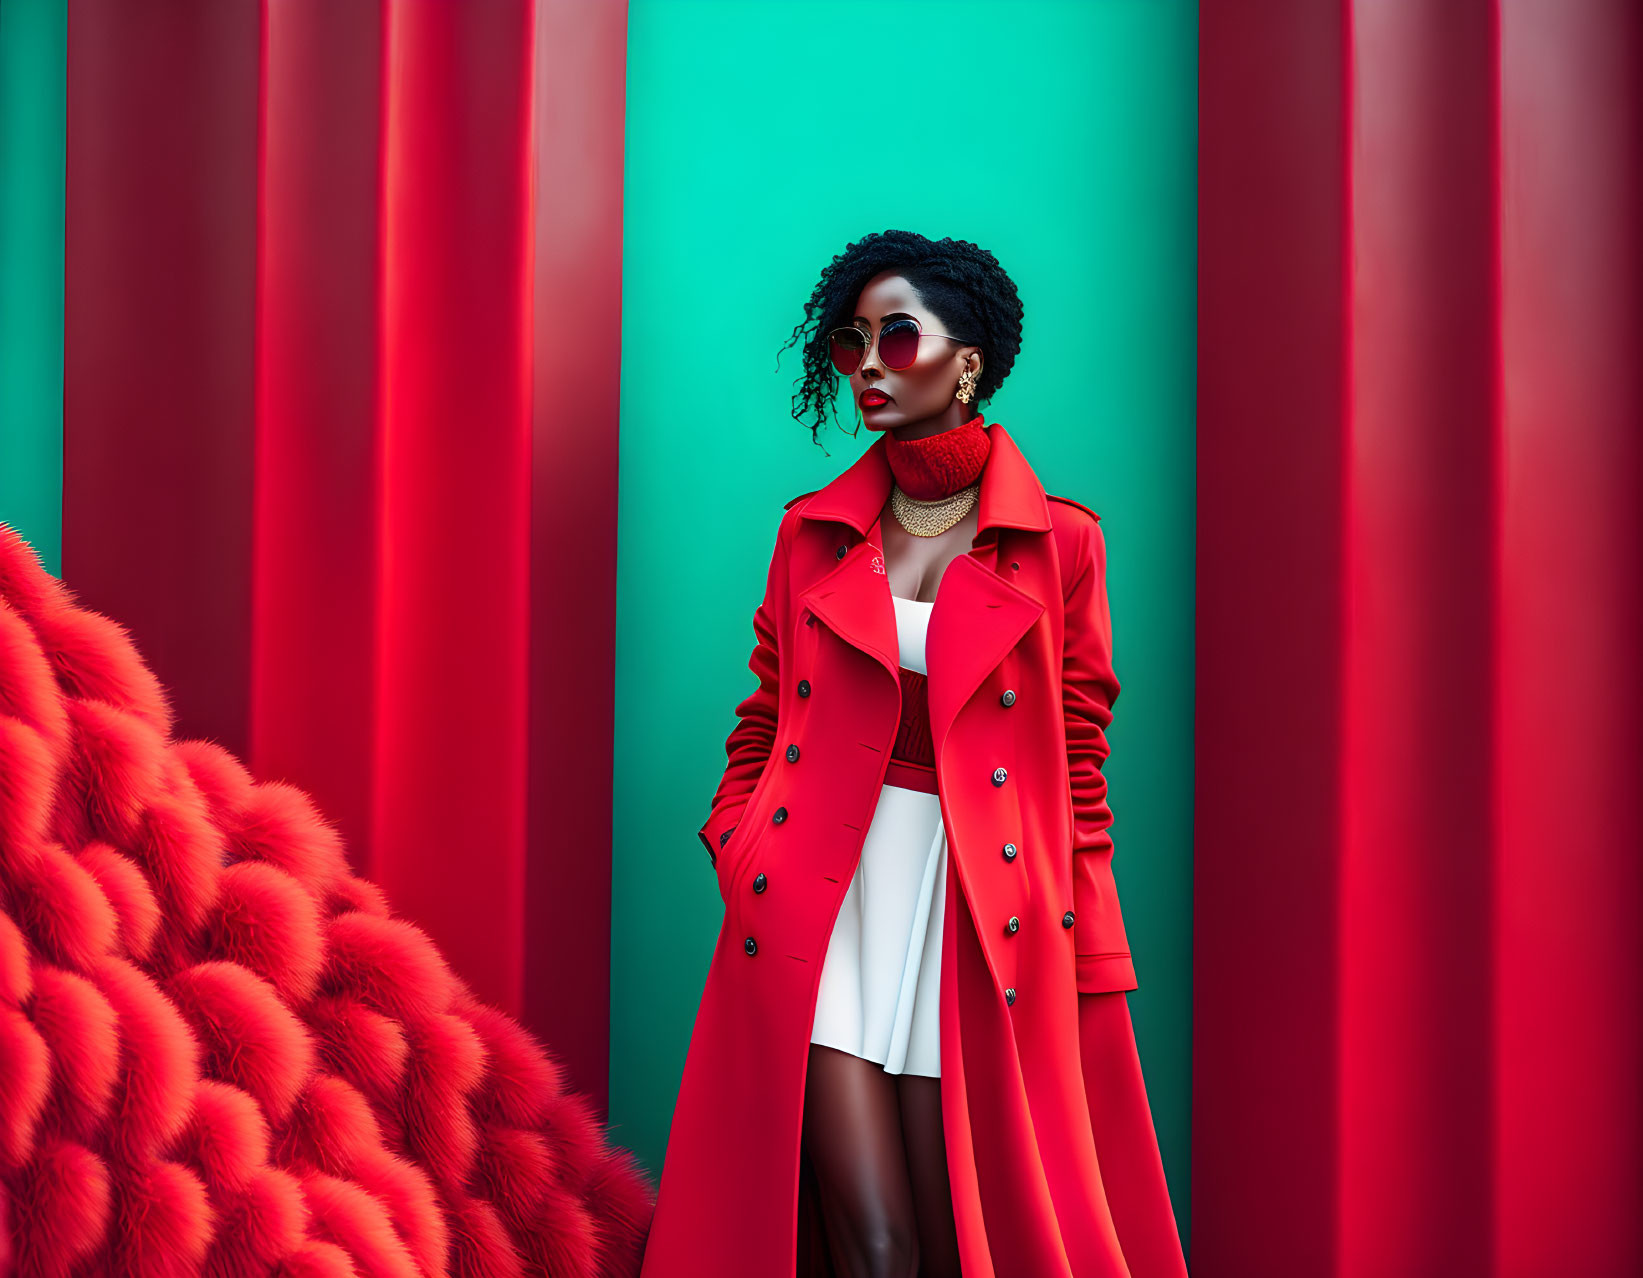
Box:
(809, 595), (947, 1078)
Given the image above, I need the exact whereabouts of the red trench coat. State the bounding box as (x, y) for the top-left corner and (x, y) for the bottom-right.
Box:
(641, 419), (1185, 1277)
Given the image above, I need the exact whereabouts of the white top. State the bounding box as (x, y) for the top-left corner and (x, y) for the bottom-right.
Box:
(890, 593), (933, 674)
(809, 595), (947, 1077)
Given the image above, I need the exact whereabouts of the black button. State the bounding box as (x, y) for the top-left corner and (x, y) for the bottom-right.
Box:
(754, 872), (767, 893)
(773, 806), (788, 824)
(1010, 561), (1020, 570)
(1063, 910), (1076, 928)
(991, 766), (1008, 786)
(720, 826), (735, 849)
(1006, 916), (1020, 934)
(798, 679), (811, 697)
(1000, 689), (1016, 707)
(786, 744), (800, 763)
(1004, 987), (1017, 1006)
(836, 544), (848, 559)
(1002, 842), (1018, 861)
(745, 937), (758, 956)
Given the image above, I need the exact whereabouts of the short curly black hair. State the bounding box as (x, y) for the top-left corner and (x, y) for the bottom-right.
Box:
(776, 229), (1024, 446)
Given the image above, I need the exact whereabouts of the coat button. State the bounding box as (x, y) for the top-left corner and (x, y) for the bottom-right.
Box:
(754, 872), (767, 893)
(786, 744), (800, 763)
(836, 544), (848, 559)
(999, 689), (1016, 707)
(1002, 842), (1018, 861)
(1063, 910), (1076, 928)
(1006, 916), (1020, 934)
(798, 679), (811, 697)
(991, 766), (1008, 786)
(1004, 987), (1017, 1006)
(773, 806), (788, 824)
(745, 936), (758, 956)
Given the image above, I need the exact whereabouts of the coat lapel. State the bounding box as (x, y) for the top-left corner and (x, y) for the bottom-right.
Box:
(795, 533), (899, 684)
(792, 417), (1054, 758)
(923, 552), (1044, 762)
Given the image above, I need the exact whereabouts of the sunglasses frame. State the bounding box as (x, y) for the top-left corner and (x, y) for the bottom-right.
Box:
(825, 317), (969, 376)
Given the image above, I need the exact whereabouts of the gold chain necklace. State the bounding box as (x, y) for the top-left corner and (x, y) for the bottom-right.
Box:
(890, 481), (981, 537)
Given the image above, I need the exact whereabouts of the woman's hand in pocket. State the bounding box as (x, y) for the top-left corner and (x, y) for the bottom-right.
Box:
(714, 824), (742, 903)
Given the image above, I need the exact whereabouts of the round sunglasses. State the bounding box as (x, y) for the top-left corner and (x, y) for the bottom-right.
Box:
(826, 317), (967, 376)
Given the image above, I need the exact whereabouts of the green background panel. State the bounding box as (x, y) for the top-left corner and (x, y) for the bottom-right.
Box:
(610, 0), (1198, 1249)
(0, 0), (67, 572)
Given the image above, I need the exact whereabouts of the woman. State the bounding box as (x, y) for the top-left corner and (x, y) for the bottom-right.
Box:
(640, 232), (1186, 1278)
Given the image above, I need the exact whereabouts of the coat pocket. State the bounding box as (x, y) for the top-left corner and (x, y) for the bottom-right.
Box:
(715, 810), (769, 906)
(714, 820), (748, 903)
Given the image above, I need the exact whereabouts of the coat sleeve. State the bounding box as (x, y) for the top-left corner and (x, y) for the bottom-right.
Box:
(697, 513), (790, 871)
(1062, 514), (1138, 993)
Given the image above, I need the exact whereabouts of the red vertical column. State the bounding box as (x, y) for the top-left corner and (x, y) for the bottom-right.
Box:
(1493, 2), (1641, 1272)
(62, 0), (260, 752)
(1337, 4), (1500, 1273)
(256, 0), (627, 1090)
(370, 0), (538, 1019)
(1194, 3), (1347, 1272)
(523, 0), (628, 1110)
(252, 0), (385, 879)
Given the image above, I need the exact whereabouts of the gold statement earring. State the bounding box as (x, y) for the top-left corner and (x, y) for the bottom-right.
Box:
(956, 368), (977, 404)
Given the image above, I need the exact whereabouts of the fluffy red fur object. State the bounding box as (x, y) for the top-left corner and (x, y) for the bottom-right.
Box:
(0, 525), (653, 1277)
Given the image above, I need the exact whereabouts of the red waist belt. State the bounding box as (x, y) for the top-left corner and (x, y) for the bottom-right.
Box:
(884, 757), (938, 794)
(885, 667), (938, 794)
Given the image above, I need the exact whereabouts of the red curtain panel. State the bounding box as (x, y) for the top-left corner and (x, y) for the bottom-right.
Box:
(1196, 2), (1641, 1274)
(63, 0), (261, 755)
(62, 0), (626, 1112)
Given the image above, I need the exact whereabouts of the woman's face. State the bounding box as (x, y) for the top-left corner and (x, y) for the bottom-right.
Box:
(842, 270), (983, 438)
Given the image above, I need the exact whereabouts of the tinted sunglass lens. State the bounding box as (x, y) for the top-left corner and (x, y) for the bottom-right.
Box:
(828, 329), (865, 375)
(879, 319), (922, 370)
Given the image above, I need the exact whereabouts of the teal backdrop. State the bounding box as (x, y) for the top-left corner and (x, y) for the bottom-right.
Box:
(0, 0), (67, 576)
(608, 0), (1199, 1248)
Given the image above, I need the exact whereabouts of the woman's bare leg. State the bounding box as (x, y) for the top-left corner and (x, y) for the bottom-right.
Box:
(802, 1044), (921, 1278)
(896, 1072), (961, 1278)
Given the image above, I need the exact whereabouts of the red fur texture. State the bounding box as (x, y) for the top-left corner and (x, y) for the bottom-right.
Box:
(0, 525), (653, 1275)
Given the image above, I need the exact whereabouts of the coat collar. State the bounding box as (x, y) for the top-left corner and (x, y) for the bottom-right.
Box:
(793, 414), (1053, 537)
